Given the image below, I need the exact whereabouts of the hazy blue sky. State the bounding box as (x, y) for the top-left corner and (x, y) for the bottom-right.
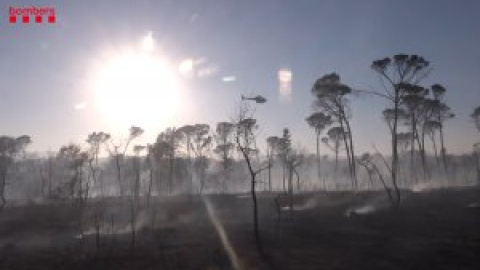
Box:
(1, 0), (479, 155)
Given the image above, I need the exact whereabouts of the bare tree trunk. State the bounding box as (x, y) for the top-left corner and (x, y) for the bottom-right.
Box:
(339, 119), (353, 189)
(222, 142), (230, 194)
(237, 131), (265, 256)
(267, 146), (272, 193)
(134, 157), (141, 202)
(48, 156), (53, 198)
(239, 147), (264, 254)
(316, 133), (321, 188)
(130, 198), (136, 251)
(371, 164), (394, 204)
(410, 115), (416, 183)
(95, 223), (101, 249)
(199, 159), (206, 195)
(476, 152), (480, 186)
(342, 115), (357, 190)
(0, 172), (6, 210)
(268, 163), (272, 193)
(323, 176), (327, 192)
(169, 157), (174, 194)
(251, 173), (262, 252)
(439, 127), (448, 172)
(156, 165), (162, 196)
(110, 214), (116, 246)
(182, 137), (194, 195)
(414, 127), (429, 181)
(288, 164), (293, 214)
(367, 170), (374, 190)
(187, 140), (193, 194)
(0, 159), (8, 210)
(147, 166), (153, 208)
(421, 130), (429, 179)
(115, 156), (124, 197)
(295, 169), (300, 192)
(94, 211), (102, 250)
(392, 93), (401, 206)
(334, 148), (339, 182)
(430, 133), (440, 166)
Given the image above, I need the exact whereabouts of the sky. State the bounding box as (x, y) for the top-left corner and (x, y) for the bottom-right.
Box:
(1, 0), (479, 156)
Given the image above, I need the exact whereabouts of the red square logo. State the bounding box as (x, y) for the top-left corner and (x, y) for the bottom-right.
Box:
(48, 16), (55, 23)
(35, 16), (42, 23)
(22, 16), (29, 23)
(9, 16), (16, 24)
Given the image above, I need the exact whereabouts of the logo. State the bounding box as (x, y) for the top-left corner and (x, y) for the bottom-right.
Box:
(9, 6), (56, 24)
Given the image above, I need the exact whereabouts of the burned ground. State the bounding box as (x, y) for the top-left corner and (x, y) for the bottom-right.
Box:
(0, 188), (479, 270)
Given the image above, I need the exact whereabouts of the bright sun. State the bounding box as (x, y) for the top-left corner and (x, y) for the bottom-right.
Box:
(91, 33), (183, 132)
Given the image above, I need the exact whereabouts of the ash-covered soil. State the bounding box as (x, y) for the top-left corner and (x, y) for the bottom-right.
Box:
(1, 188), (479, 270)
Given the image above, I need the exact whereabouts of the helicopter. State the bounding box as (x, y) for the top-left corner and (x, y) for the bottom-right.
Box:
(241, 95), (267, 104)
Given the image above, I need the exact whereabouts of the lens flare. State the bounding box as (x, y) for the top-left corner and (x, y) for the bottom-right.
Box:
(278, 68), (292, 100)
(203, 197), (242, 270)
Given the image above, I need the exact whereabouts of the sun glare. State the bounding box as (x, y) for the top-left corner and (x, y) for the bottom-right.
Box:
(91, 33), (183, 133)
